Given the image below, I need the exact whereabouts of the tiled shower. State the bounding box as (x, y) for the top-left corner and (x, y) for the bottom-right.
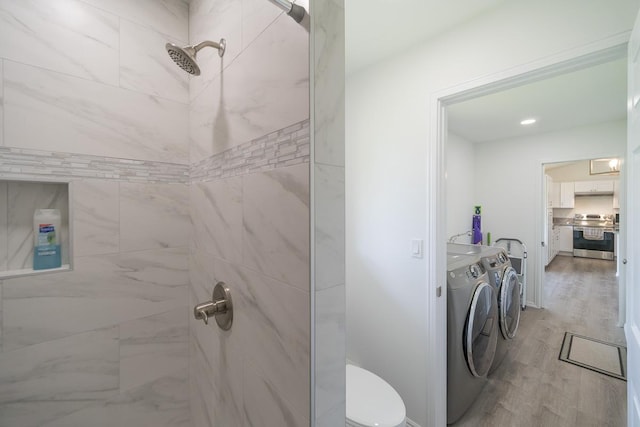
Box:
(0, 0), (345, 426)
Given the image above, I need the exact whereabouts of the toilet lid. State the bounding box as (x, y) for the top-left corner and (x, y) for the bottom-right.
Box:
(346, 364), (406, 427)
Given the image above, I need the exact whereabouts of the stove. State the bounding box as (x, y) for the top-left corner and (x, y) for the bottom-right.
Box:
(572, 213), (615, 260)
(573, 213), (614, 230)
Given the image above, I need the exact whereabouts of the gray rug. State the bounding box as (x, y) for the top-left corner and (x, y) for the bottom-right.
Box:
(559, 332), (627, 381)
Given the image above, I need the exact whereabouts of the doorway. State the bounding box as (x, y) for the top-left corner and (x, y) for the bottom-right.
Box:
(434, 41), (629, 424)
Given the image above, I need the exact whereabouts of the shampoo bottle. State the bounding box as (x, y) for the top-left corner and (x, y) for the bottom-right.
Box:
(33, 209), (62, 270)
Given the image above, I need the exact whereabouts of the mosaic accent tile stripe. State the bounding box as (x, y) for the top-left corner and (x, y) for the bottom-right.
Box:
(190, 120), (310, 183)
(0, 121), (309, 184)
(0, 147), (189, 183)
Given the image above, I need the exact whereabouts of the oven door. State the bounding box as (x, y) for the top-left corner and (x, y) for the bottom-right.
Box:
(573, 227), (614, 260)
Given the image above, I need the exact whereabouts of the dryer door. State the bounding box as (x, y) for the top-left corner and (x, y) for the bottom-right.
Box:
(499, 267), (521, 339)
(464, 282), (498, 377)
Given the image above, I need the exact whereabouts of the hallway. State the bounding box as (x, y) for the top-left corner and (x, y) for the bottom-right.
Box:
(454, 256), (626, 427)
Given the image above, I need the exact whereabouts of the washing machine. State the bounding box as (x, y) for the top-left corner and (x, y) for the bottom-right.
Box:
(446, 252), (498, 424)
(448, 244), (521, 374)
(479, 246), (520, 373)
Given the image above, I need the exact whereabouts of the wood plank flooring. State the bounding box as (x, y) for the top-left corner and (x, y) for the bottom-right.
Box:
(452, 255), (626, 427)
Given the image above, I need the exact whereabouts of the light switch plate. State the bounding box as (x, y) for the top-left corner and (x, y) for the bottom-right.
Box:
(411, 239), (423, 258)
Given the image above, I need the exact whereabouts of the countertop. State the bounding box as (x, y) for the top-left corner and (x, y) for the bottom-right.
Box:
(552, 217), (619, 231)
(553, 218), (575, 226)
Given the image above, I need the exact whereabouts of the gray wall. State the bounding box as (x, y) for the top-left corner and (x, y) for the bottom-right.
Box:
(0, 0), (191, 425)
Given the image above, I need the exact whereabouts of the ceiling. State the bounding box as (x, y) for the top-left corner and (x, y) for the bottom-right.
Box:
(447, 58), (628, 143)
(344, 2), (628, 144)
(345, 0), (506, 75)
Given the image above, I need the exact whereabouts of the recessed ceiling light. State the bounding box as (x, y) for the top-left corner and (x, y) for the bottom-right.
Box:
(520, 118), (537, 125)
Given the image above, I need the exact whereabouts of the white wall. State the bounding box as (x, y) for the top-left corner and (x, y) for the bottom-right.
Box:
(574, 195), (616, 214)
(346, 0), (637, 424)
(474, 120), (625, 305)
(446, 132), (476, 242)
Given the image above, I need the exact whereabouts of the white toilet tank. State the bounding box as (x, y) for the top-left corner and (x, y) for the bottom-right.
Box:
(346, 364), (406, 427)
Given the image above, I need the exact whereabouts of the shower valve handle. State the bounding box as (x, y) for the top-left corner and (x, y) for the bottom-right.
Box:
(193, 282), (233, 330)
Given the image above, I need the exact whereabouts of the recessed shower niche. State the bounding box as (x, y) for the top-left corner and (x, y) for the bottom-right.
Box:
(0, 180), (72, 279)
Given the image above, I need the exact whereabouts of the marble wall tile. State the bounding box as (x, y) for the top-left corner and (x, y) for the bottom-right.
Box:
(189, 13), (309, 163)
(315, 284), (345, 419)
(2, 247), (188, 351)
(241, 0), (282, 51)
(7, 181), (69, 270)
(188, 258), (245, 427)
(190, 330), (215, 427)
(0, 60), (4, 147)
(243, 164), (309, 290)
(243, 361), (309, 427)
(4, 61), (189, 164)
(188, 0), (243, 101)
(0, 326), (119, 427)
(0, 0), (119, 85)
(0, 281), (3, 352)
(316, 401), (346, 427)
(40, 370), (190, 427)
(202, 255), (309, 418)
(313, 2), (346, 425)
(313, 0), (345, 167)
(119, 308), (188, 392)
(120, 20), (189, 104)
(190, 177), (243, 265)
(0, 182), (7, 271)
(120, 183), (190, 252)
(82, 0), (189, 42)
(73, 180), (119, 256)
(314, 164), (345, 290)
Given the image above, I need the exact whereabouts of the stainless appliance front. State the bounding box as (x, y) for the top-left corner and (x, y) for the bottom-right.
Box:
(573, 214), (615, 260)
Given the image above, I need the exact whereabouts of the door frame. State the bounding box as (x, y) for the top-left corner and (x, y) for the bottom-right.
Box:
(427, 33), (630, 426)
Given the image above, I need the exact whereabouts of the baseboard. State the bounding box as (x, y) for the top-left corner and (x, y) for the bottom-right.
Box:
(406, 417), (422, 427)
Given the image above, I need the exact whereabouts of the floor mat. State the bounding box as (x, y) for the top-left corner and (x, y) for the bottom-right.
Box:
(559, 332), (627, 381)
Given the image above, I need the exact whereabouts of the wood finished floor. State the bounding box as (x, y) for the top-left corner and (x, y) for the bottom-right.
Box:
(452, 255), (626, 427)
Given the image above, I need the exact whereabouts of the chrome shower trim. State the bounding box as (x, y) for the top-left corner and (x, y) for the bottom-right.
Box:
(266, 0), (306, 23)
(165, 38), (226, 76)
(194, 39), (226, 58)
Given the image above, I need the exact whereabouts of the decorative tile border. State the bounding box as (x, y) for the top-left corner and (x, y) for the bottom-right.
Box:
(190, 119), (310, 182)
(0, 147), (189, 183)
(0, 120), (309, 184)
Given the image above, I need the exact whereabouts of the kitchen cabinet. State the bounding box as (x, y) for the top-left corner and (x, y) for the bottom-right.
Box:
(546, 175), (553, 207)
(613, 180), (620, 209)
(547, 226), (560, 264)
(559, 182), (574, 208)
(546, 209), (553, 266)
(574, 180), (614, 194)
(558, 226), (573, 253)
(551, 182), (561, 207)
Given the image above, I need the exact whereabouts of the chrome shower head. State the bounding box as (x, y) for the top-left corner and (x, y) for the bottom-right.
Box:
(166, 44), (200, 75)
(165, 39), (226, 76)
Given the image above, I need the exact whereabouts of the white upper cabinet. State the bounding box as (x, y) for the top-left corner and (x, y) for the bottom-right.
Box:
(613, 180), (620, 209)
(551, 182), (561, 207)
(546, 175), (553, 207)
(559, 182), (575, 208)
(573, 180), (614, 194)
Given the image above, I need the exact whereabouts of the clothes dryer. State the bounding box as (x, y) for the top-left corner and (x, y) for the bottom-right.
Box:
(446, 252), (498, 424)
(478, 246), (520, 373)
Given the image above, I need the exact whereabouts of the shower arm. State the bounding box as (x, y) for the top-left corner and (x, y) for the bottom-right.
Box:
(187, 39), (227, 57)
(266, 0), (306, 23)
(193, 40), (224, 53)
